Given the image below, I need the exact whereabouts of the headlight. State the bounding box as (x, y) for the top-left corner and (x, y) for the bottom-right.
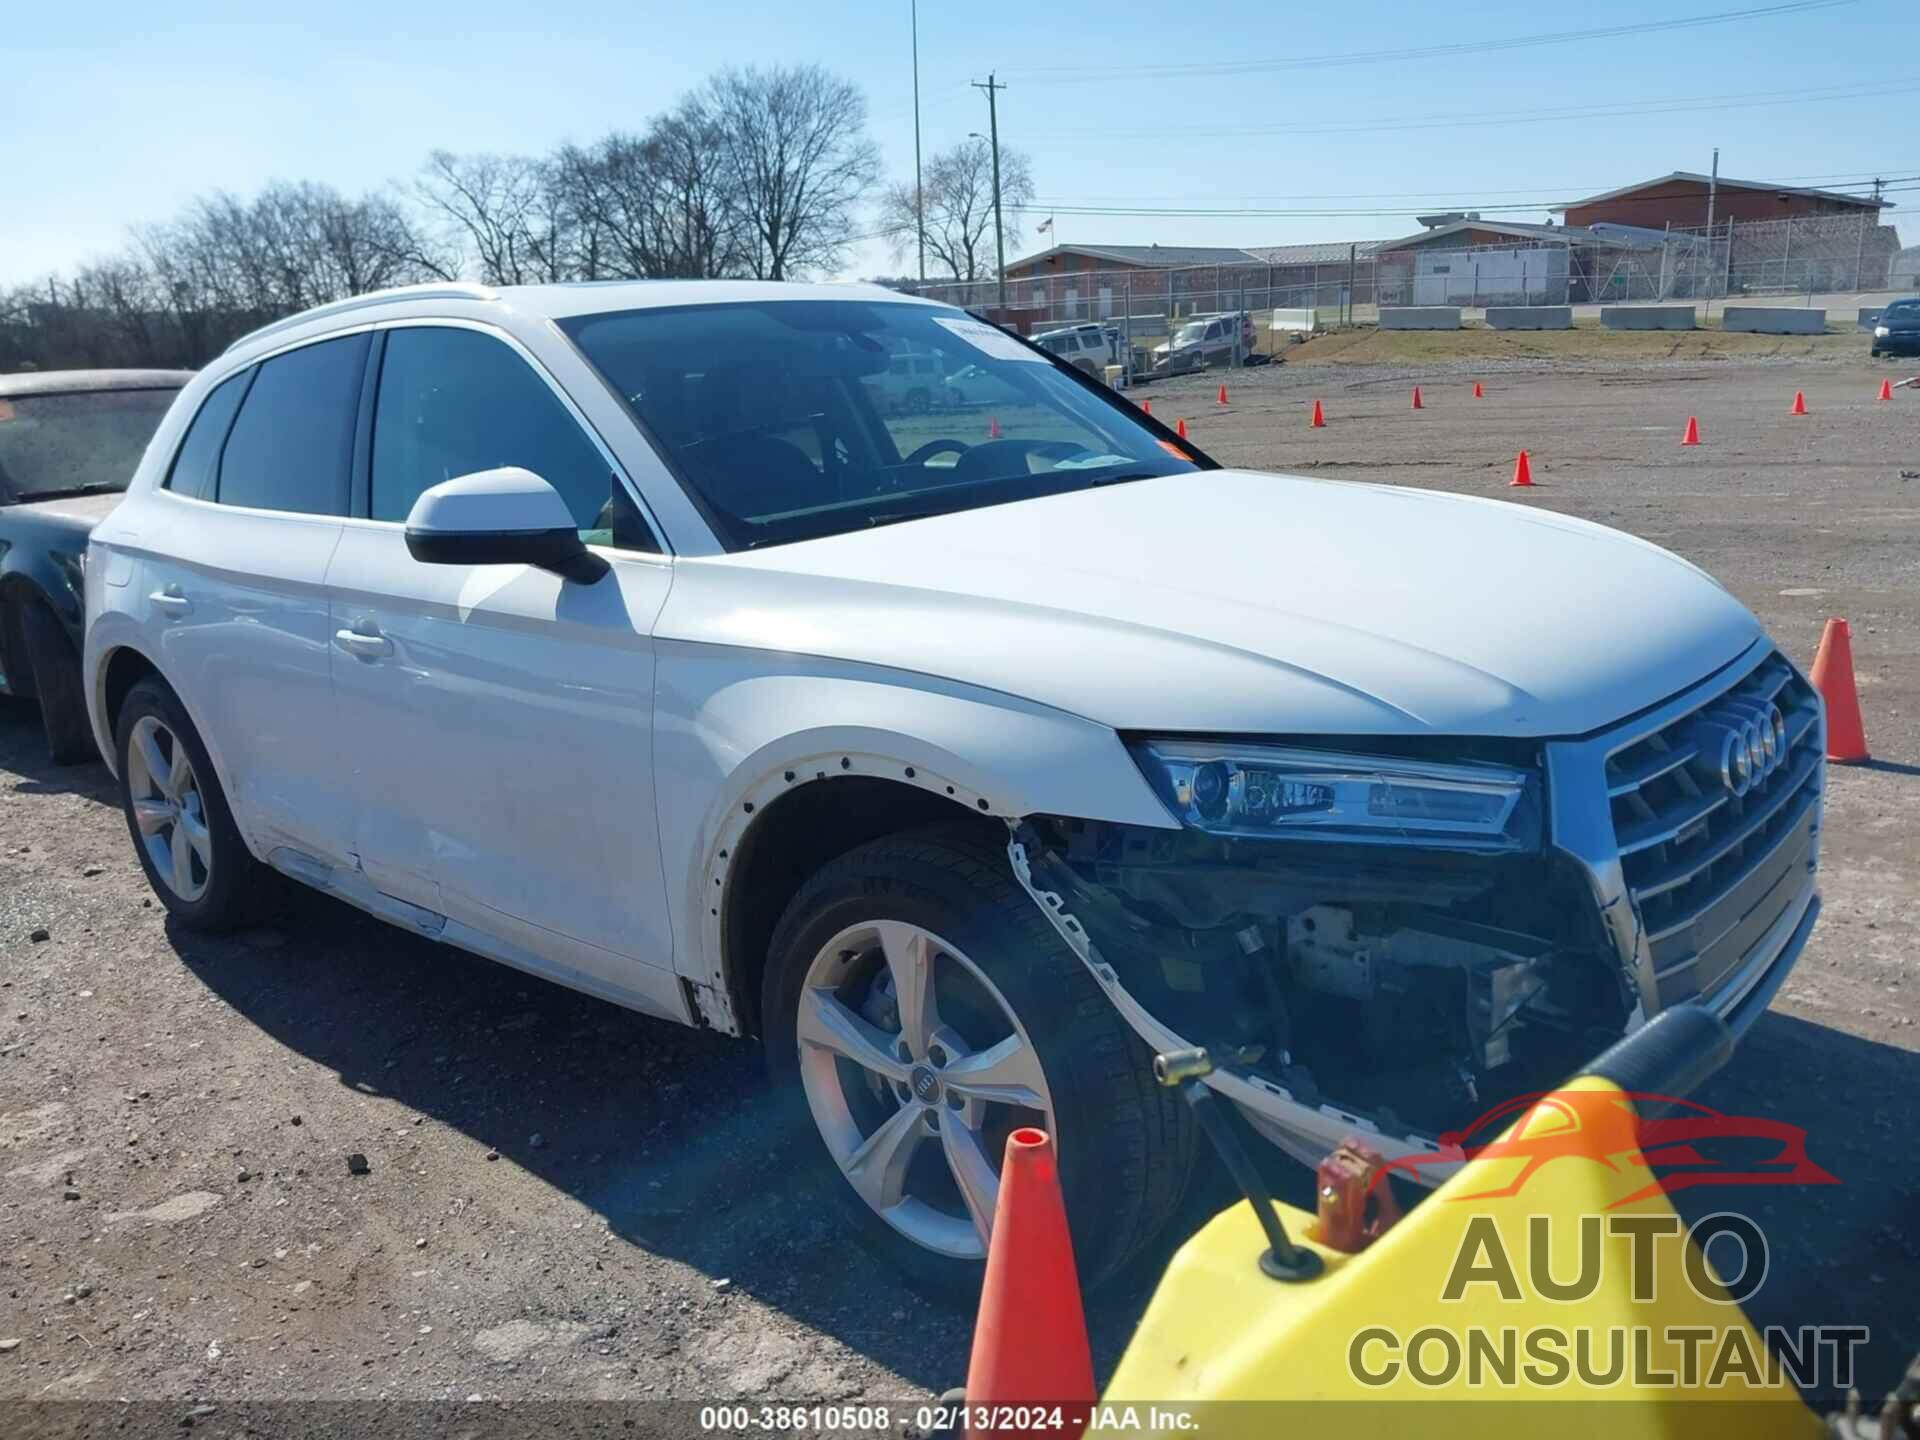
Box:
(1130, 740), (1540, 851)
(1875, 326), (1891, 338)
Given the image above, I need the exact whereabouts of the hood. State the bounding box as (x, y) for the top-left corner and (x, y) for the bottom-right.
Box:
(664, 470), (1764, 738)
(5, 491), (125, 531)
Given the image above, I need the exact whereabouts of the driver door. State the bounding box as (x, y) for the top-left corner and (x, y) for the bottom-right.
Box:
(325, 322), (678, 1006)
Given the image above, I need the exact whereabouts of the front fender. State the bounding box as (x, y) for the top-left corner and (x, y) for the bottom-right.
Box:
(652, 644), (1177, 1028)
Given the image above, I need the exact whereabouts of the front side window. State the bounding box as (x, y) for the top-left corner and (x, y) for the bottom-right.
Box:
(0, 386), (182, 503)
(218, 333), (368, 515)
(370, 326), (652, 550)
(560, 301), (1200, 550)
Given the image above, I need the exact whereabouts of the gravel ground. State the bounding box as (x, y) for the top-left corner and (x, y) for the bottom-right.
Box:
(2, 352), (1916, 1421)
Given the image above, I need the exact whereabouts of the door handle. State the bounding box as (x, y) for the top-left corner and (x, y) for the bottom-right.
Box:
(335, 627), (393, 659)
(149, 588), (191, 616)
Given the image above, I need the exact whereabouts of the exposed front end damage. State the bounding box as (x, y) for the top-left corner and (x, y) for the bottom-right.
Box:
(1008, 816), (1633, 1175)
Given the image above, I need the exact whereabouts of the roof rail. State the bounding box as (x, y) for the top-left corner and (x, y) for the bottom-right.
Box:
(223, 282), (499, 355)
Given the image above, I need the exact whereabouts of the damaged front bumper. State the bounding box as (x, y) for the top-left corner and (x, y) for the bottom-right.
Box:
(1007, 643), (1825, 1181)
(1006, 829), (1602, 1177)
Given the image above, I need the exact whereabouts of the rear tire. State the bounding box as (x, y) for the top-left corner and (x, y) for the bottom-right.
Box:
(115, 676), (277, 930)
(20, 600), (94, 765)
(762, 826), (1192, 1295)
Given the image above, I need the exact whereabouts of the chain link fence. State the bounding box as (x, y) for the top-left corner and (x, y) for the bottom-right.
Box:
(896, 212), (1908, 370)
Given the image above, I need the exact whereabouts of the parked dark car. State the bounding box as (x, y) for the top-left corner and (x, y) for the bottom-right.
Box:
(0, 369), (191, 761)
(1870, 297), (1920, 358)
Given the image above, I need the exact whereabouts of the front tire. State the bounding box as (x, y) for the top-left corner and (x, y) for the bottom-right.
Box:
(115, 677), (274, 930)
(19, 600), (94, 765)
(762, 827), (1191, 1294)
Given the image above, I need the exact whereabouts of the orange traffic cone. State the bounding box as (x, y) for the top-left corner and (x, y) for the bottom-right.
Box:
(1309, 398), (1325, 428)
(1411, 385), (1424, 410)
(1878, 379), (1893, 401)
(1790, 391), (1807, 415)
(988, 416), (1002, 439)
(1509, 450), (1534, 487)
(1176, 417), (1188, 439)
(1472, 381), (1484, 399)
(1217, 383), (1229, 406)
(962, 1130), (1094, 1440)
(1140, 398), (1151, 415)
(1810, 618), (1870, 763)
(1681, 415), (1701, 446)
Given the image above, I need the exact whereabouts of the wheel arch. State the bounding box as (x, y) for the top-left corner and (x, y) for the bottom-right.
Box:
(653, 657), (1177, 1036)
(93, 642), (165, 774)
(717, 773), (999, 1040)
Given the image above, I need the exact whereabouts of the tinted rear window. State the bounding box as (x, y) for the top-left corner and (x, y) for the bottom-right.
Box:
(165, 372), (251, 501)
(217, 333), (368, 515)
(0, 387), (182, 502)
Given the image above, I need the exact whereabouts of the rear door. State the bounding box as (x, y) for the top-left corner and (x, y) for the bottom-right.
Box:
(324, 321), (678, 1001)
(140, 334), (367, 863)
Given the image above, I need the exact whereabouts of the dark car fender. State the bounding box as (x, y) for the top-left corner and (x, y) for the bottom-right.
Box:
(0, 507), (101, 695)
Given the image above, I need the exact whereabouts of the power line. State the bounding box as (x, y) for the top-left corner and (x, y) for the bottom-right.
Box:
(1002, 182), (1920, 222)
(1000, 0), (1854, 83)
(1030, 79), (1920, 142)
(1028, 170), (1920, 206)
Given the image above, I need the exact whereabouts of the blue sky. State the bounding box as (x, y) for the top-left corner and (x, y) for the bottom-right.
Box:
(3, 0), (1911, 287)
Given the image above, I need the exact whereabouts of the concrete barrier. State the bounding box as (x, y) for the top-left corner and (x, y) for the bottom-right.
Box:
(1601, 305), (1696, 331)
(1270, 307), (1319, 333)
(1486, 305), (1573, 331)
(1721, 306), (1827, 335)
(1380, 306), (1461, 331)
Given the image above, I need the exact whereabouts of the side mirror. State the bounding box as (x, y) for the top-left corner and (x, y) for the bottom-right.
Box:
(403, 467), (607, 584)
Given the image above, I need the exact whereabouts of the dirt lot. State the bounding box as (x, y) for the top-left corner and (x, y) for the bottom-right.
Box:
(3, 349), (1917, 1422)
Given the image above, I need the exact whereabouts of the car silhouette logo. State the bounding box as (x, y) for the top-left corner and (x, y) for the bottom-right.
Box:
(1375, 1087), (1838, 1208)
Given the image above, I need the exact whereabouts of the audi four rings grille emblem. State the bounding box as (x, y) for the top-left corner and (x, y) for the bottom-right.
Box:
(1698, 701), (1789, 798)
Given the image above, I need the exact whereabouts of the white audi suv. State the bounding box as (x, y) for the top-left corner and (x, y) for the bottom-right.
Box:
(83, 280), (1823, 1290)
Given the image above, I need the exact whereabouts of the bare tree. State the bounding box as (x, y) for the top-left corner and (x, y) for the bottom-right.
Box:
(414, 151), (578, 285)
(703, 65), (880, 280)
(553, 101), (743, 281)
(3, 180), (447, 370)
(879, 139), (1034, 283)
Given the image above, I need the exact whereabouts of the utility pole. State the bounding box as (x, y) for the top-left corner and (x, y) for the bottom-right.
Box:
(972, 72), (1007, 306)
(911, 0), (925, 285)
(1702, 146), (1720, 306)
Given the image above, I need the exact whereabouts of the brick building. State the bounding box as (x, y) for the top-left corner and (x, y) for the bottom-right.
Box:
(1558, 172), (1886, 230)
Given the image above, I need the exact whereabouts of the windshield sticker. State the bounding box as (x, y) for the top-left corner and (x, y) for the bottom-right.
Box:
(931, 316), (1046, 363)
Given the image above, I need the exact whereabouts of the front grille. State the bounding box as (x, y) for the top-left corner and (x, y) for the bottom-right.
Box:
(1604, 652), (1823, 1006)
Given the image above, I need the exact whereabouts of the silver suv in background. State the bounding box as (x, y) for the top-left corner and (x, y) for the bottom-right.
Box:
(1033, 323), (1122, 377)
(1150, 311), (1259, 375)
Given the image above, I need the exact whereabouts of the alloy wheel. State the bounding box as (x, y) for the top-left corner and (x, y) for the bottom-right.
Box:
(796, 920), (1056, 1259)
(126, 715), (212, 902)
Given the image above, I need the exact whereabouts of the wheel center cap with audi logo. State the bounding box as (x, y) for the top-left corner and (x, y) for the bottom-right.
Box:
(910, 1065), (943, 1104)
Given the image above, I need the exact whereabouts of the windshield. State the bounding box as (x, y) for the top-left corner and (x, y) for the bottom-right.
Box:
(1173, 322), (1208, 345)
(0, 387), (181, 502)
(561, 300), (1199, 549)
